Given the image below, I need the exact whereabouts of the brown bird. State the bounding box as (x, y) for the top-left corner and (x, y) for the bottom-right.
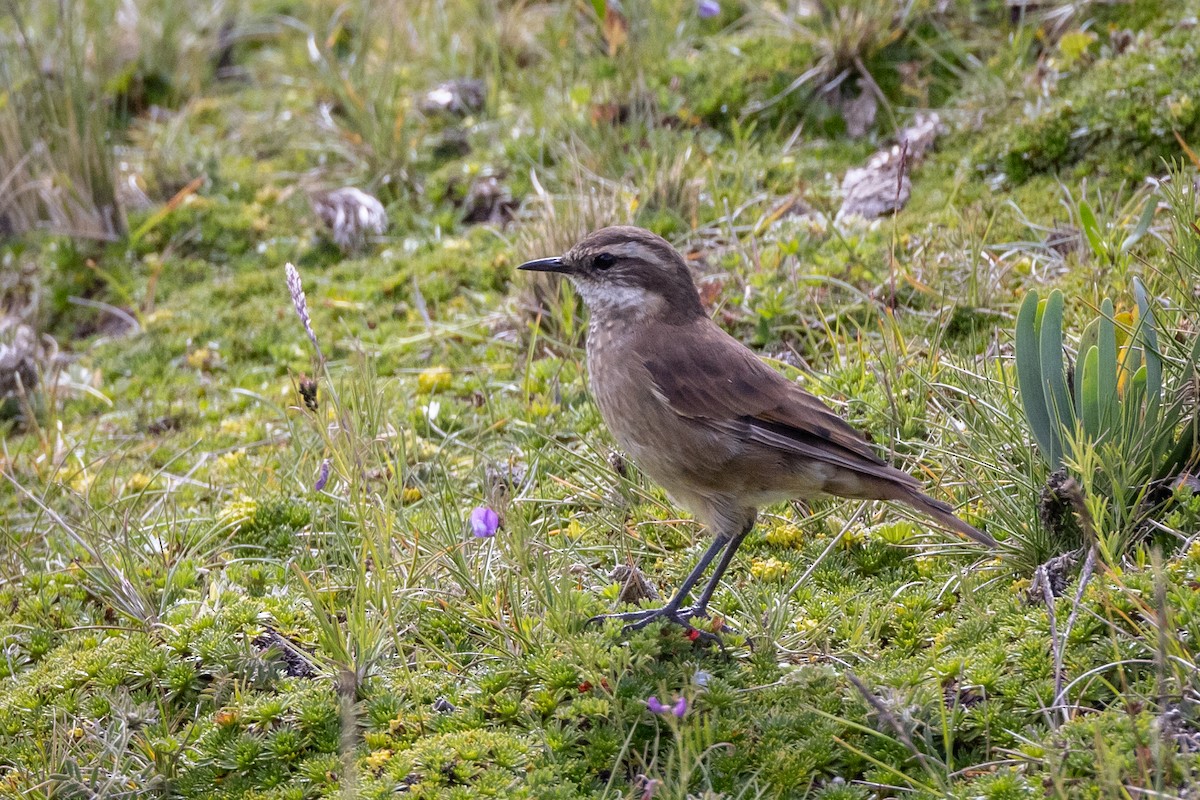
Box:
(519, 226), (996, 637)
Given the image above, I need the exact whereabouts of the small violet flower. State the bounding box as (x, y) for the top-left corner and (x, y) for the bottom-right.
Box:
(470, 506), (500, 538)
(646, 695), (687, 718)
(313, 459), (331, 492)
(697, 0), (719, 19)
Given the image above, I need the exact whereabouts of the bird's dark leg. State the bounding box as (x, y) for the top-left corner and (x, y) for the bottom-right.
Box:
(588, 534), (729, 634)
(687, 519), (753, 619)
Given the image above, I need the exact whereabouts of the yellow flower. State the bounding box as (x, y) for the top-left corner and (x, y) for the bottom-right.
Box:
(217, 495), (258, 531)
(417, 366), (452, 394)
(1186, 539), (1200, 563)
(124, 473), (153, 494)
(187, 348), (221, 371)
(213, 450), (247, 476)
(219, 417), (251, 436)
(750, 557), (791, 582)
(402, 487), (423, 504)
(365, 748), (393, 773)
(840, 527), (865, 550)
(762, 524), (805, 549)
(527, 399), (555, 417)
(69, 471), (96, 495)
(549, 522), (585, 542)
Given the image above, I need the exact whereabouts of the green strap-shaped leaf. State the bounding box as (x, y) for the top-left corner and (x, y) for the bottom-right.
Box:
(1039, 291), (1074, 455)
(1076, 316), (1099, 417)
(1079, 200), (1105, 259)
(1016, 290), (1059, 465)
(1080, 345), (1101, 440)
(1133, 277), (1162, 431)
(1124, 343), (1143, 382)
(1097, 297), (1118, 440)
(1125, 364), (1147, 448)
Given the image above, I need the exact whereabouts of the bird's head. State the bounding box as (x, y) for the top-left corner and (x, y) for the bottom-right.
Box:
(518, 226), (704, 322)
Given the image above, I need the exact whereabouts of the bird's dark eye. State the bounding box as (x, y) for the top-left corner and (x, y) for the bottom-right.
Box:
(593, 253), (616, 270)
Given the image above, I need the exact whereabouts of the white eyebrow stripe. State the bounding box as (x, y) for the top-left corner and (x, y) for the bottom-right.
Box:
(606, 242), (661, 262)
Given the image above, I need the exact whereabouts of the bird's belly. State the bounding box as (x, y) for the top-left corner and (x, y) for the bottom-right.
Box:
(589, 364), (833, 506)
(594, 380), (729, 482)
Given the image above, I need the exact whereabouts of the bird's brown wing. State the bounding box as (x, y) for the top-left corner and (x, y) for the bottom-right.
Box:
(636, 320), (917, 485)
(634, 319), (997, 547)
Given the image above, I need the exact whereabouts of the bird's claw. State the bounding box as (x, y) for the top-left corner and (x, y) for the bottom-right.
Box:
(587, 605), (725, 646)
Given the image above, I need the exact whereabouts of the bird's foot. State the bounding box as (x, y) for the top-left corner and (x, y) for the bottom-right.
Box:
(588, 605), (725, 646)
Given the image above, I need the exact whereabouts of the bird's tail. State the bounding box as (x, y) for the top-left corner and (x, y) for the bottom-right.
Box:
(900, 488), (998, 548)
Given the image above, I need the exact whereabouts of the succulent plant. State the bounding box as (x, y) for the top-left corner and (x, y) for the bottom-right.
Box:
(1016, 279), (1199, 547)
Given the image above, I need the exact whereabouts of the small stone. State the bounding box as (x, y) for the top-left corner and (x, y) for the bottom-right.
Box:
(611, 564), (659, 605)
(461, 175), (517, 225)
(311, 187), (387, 252)
(836, 113), (944, 222)
(842, 88), (878, 139)
(0, 319), (41, 400)
(419, 79), (486, 115)
(252, 627), (317, 679)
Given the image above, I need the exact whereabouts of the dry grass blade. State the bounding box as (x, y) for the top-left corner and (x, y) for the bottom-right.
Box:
(0, 1), (125, 240)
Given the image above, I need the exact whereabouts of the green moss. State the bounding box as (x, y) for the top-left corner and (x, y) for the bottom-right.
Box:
(980, 26), (1200, 183)
(6, 0), (1200, 797)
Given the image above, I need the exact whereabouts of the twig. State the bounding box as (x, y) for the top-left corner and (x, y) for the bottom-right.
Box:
(845, 671), (941, 781)
(1032, 560), (1064, 728)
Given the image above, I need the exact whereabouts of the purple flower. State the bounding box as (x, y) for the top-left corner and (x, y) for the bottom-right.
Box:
(313, 459), (331, 492)
(646, 695), (687, 717)
(697, 0), (719, 19)
(470, 506), (499, 538)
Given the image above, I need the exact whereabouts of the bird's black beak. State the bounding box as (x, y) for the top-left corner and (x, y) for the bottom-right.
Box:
(517, 256), (570, 274)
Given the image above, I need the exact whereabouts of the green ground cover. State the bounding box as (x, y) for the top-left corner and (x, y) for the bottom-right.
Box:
(2, 0), (1200, 797)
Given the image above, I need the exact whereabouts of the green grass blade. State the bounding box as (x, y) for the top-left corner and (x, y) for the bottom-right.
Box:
(1161, 410), (1199, 479)
(1120, 196), (1157, 254)
(1039, 291), (1073, 458)
(1016, 290), (1059, 465)
(1157, 335), (1200, 470)
(1125, 364), (1147, 447)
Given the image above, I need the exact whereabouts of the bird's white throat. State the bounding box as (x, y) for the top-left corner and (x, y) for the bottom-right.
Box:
(572, 279), (657, 317)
